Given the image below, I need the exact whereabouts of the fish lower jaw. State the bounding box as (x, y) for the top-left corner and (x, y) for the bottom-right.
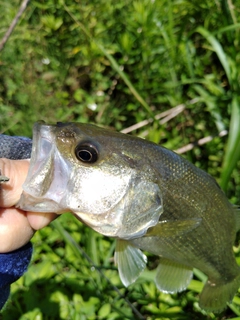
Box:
(17, 192), (67, 213)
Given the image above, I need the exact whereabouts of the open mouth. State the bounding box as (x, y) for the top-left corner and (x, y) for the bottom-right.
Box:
(17, 122), (71, 213)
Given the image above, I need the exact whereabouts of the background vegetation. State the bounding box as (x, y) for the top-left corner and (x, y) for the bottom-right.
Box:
(1, 0), (240, 319)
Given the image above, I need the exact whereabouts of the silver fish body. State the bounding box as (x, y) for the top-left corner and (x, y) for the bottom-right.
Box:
(17, 121), (240, 312)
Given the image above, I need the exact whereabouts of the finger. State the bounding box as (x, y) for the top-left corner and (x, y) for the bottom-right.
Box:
(0, 158), (29, 207)
(27, 211), (58, 230)
(0, 207), (34, 253)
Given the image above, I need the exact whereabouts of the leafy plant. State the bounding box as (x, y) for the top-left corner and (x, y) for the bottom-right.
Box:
(1, 0), (240, 318)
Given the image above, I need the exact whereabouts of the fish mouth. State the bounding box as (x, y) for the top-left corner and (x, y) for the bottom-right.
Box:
(17, 121), (163, 240)
(17, 121), (71, 213)
(17, 192), (67, 213)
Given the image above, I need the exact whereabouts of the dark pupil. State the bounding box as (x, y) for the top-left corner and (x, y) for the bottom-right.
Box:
(78, 149), (92, 162)
(75, 143), (98, 163)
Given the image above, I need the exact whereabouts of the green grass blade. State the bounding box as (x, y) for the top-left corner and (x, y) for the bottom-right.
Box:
(53, 219), (145, 320)
(63, 3), (154, 118)
(220, 95), (240, 190)
(196, 26), (232, 86)
(215, 23), (240, 35)
(97, 43), (154, 117)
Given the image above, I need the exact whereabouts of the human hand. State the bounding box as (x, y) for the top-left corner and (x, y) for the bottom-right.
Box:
(0, 158), (57, 253)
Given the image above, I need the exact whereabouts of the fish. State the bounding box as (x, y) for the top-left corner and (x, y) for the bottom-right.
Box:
(16, 121), (240, 313)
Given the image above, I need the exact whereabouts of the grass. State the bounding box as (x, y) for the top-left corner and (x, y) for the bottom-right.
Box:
(1, 0), (240, 319)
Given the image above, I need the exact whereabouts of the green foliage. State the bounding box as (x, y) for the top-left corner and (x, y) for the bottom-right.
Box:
(1, 0), (240, 318)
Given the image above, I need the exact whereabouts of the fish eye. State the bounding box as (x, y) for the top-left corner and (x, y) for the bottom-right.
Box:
(75, 142), (98, 163)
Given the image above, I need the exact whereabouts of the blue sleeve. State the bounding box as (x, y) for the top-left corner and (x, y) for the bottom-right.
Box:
(0, 242), (33, 309)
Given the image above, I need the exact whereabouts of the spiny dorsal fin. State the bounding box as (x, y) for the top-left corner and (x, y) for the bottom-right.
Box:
(114, 239), (147, 287)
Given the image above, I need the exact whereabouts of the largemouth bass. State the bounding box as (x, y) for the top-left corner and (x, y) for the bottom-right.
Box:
(13, 121), (240, 312)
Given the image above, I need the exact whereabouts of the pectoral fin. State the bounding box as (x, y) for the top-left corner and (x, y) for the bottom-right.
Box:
(114, 239), (147, 287)
(155, 258), (193, 293)
(145, 218), (201, 238)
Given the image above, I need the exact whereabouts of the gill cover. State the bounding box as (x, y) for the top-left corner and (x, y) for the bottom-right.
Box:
(18, 122), (163, 239)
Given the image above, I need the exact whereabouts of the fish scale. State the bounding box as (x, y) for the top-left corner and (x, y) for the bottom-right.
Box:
(155, 152), (236, 277)
(1, 123), (240, 313)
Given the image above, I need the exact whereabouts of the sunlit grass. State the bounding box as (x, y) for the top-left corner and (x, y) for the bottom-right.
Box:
(1, 0), (240, 318)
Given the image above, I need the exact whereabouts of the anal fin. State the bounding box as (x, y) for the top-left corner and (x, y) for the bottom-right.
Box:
(155, 258), (193, 293)
(114, 239), (147, 287)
